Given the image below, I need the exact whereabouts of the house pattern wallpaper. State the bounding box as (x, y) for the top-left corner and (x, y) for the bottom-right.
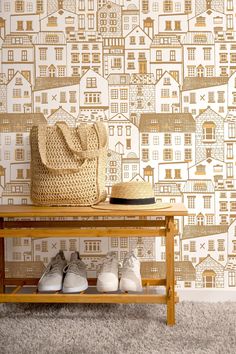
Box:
(0, 0), (236, 293)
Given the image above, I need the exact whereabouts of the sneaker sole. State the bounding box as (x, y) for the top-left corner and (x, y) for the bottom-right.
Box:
(119, 279), (142, 293)
(38, 285), (62, 292)
(97, 281), (118, 293)
(62, 283), (88, 293)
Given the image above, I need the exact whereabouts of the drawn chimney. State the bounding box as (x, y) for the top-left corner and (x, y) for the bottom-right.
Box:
(58, 0), (63, 10)
(206, 0), (212, 10)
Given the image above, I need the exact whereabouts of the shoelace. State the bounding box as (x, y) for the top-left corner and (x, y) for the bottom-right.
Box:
(63, 261), (86, 275)
(122, 252), (137, 271)
(98, 253), (117, 274)
(43, 258), (64, 276)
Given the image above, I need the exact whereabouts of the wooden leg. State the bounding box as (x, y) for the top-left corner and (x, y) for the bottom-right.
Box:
(166, 216), (175, 326)
(0, 217), (5, 294)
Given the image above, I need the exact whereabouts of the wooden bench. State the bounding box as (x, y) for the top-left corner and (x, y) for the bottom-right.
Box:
(0, 204), (187, 326)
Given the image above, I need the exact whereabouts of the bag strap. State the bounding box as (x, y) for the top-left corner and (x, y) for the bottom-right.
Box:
(37, 122), (107, 173)
(37, 125), (88, 174)
(56, 122), (107, 159)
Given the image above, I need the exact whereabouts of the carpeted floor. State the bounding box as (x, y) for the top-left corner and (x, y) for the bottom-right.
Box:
(0, 302), (236, 354)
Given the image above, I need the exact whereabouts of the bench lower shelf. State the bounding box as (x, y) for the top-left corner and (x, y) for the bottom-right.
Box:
(0, 291), (179, 304)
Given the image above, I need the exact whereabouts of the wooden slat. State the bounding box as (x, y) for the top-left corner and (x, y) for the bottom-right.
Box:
(0, 228), (165, 238)
(4, 220), (166, 229)
(11, 285), (23, 294)
(5, 278), (166, 287)
(0, 293), (179, 304)
(0, 204), (188, 217)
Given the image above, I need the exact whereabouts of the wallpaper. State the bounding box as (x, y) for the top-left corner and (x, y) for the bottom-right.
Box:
(0, 0), (236, 294)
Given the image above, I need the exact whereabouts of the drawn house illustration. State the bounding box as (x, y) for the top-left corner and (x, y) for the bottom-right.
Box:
(33, 77), (80, 118)
(1, 34), (35, 84)
(122, 152), (140, 182)
(79, 69), (109, 121)
(34, 31), (67, 79)
(215, 31), (236, 77)
(125, 26), (152, 75)
(195, 107), (224, 163)
(182, 225), (229, 266)
(98, 1), (122, 38)
(182, 31), (215, 78)
(139, 113), (195, 184)
(108, 73), (130, 119)
(182, 179), (215, 226)
(129, 74), (156, 123)
(215, 179), (236, 225)
(7, 71), (32, 113)
(195, 255), (225, 288)
(108, 113), (139, 157)
(67, 32), (103, 78)
(47, 107), (76, 127)
(150, 34), (183, 84)
(140, 261), (196, 289)
(181, 77), (228, 118)
(155, 71), (180, 113)
(188, 8), (227, 34)
(40, 8), (79, 34)
(122, 2), (140, 37)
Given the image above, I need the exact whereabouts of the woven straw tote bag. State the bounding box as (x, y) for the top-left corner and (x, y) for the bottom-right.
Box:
(30, 121), (108, 206)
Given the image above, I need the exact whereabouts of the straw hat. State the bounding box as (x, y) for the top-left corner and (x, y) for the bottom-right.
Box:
(92, 181), (171, 210)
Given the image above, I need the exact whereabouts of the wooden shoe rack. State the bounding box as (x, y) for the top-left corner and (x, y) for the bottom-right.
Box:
(0, 204), (187, 326)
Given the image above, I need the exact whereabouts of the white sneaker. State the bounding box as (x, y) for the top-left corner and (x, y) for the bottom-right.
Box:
(62, 252), (88, 293)
(38, 250), (66, 292)
(119, 251), (142, 292)
(97, 252), (119, 292)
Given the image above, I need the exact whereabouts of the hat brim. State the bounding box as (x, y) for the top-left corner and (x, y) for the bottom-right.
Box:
(92, 202), (171, 210)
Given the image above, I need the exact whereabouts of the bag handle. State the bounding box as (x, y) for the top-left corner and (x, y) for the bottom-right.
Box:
(37, 125), (88, 173)
(37, 122), (107, 174)
(56, 122), (107, 159)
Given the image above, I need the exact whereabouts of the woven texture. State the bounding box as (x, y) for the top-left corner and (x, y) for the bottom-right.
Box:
(111, 181), (154, 199)
(30, 122), (108, 206)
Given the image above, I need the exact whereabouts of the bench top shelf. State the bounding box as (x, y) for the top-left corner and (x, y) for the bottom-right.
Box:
(0, 204), (187, 218)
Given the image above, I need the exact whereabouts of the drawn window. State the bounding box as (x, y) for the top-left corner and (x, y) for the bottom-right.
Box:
(187, 197), (195, 209)
(16, 134), (23, 145)
(228, 272), (236, 287)
(55, 48), (63, 61)
(15, 1), (24, 12)
(48, 16), (57, 26)
(203, 122), (216, 141)
(165, 21), (171, 30)
(142, 149), (149, 161)
(163, 149), (172, 161)
(203, 270), (216, 288)
(163, 1), (173, 12)
(165, 168), (172, 179)
(111, 238), (118, 248)
(17, 21), (23, 30)
(196, 16), (205, 26)
(190, 241), (196, 252)
(86, 78), (97, 88)
(187, 48), (195, 60)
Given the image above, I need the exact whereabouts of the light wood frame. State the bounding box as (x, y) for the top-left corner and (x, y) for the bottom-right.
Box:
(0, 204), (188, 326)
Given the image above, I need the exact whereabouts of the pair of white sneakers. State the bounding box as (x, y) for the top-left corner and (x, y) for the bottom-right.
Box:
(38, 250), (88, 293)
(97, 251), (143, 293)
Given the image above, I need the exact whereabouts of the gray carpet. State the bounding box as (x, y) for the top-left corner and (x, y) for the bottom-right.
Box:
(0, 302), (236, 354)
